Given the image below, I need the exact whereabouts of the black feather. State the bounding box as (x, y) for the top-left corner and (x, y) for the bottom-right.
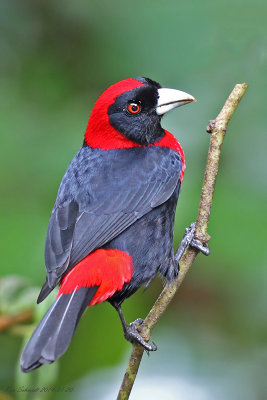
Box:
(21, 286), (98, 372)
(40, 146), (182, 299)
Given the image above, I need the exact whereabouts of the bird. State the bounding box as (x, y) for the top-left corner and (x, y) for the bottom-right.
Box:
(20, 77), (207, 373)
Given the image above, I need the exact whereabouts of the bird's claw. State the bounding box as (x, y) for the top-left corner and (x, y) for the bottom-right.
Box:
(190, 238), (210, 256)
(175, 222), (210, 263)
(124, 318), (157, 352)
(129, 318), (144, 330)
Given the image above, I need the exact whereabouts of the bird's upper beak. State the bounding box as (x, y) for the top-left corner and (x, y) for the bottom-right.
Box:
(156, 88), (196, 115)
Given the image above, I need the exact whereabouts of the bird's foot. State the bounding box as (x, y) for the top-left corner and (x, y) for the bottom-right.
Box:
(124, 318), (157, 352)
(191, 237), (210, 256)
(113, 304), (157, 353)
(175, 222), (210, 263)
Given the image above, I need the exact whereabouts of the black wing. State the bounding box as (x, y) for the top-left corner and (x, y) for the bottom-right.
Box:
(40, 145), (182, 300)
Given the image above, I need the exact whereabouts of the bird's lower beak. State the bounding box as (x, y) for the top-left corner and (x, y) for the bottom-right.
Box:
(156, 88), (196, 115)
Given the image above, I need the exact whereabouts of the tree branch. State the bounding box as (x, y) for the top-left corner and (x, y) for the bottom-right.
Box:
(117, 83), (248, 400)
(0, 310), (33, 332)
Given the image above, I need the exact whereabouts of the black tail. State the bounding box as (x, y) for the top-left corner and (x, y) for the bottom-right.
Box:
(20, 286), (98, 373)
(37, 278), (54, 303)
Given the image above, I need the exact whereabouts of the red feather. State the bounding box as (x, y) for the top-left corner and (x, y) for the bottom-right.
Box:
(84, 78), (185, 180)
(84, 78), (145, 150)
(57, 249), (133, 306)
(154, 130), (185, 181)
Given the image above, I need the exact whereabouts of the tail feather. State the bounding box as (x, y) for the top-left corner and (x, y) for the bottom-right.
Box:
(20, 286), (98, 373)
(37, 278), (54, 304)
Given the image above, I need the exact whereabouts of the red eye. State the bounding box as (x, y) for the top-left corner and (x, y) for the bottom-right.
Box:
(127, 103), (141, 114)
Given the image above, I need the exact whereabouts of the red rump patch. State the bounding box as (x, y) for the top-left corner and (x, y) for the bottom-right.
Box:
(57, 249), (133, 306)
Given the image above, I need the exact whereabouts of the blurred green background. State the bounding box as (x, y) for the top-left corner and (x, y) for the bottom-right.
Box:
(0, 0), (266, 399)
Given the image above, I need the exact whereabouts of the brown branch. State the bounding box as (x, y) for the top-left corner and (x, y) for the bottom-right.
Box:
(117, 83), (248, 400)
(0, 310), (33, 332)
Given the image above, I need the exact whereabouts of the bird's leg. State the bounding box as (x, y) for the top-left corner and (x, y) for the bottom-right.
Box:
(175, 222), (210, 264)
(113, 303), (157, 352)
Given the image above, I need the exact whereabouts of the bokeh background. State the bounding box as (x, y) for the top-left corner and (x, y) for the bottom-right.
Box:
(0, 0), (266, 399)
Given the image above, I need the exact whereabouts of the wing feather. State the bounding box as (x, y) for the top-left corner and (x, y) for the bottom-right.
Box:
(42, 146), (182, 295)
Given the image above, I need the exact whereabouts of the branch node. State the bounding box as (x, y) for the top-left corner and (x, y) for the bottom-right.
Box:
(206, 119), (216, 133)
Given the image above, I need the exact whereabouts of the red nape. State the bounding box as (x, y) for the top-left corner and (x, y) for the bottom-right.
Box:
(57, 249), (133, 306)
(85, 78), (145, 150)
